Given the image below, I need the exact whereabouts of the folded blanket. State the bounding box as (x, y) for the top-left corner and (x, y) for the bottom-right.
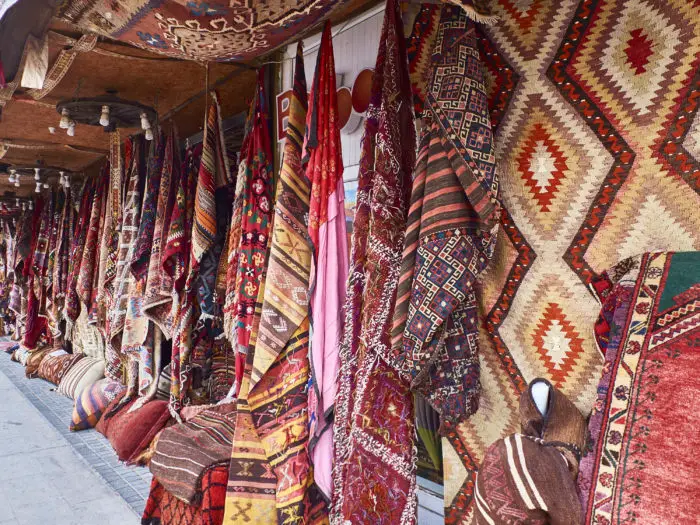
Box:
(149, 402), (236, 505)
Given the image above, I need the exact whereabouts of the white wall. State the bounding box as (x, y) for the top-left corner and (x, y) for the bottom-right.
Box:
(280, 5), (385, 183)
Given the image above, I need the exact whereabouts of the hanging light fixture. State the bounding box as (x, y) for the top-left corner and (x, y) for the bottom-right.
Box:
(59, 108), (70, 129)
(8, 169), (15, 184)
(14, 172), (20, 187)
(64, 174), (71, 189)
(99, 105), (110, 127)
(28, 200), (33, 211)
(34, 168), (40, 181)
(15, 198), (19, 207)
(35, 182), (42, 193)
(67, 120), (76, 137)
(56, 91), (157, 138)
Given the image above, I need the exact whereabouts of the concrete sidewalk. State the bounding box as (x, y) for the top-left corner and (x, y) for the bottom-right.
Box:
(0, 359), (143, 525)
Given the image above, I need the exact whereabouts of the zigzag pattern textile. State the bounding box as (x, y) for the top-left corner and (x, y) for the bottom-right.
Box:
(440, 0), (700, 522)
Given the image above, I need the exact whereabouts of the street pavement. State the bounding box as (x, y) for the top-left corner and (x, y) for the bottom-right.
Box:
(0, 356), (144, 525)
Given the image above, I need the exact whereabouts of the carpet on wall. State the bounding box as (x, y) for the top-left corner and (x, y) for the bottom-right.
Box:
(442, 0), (700, 522)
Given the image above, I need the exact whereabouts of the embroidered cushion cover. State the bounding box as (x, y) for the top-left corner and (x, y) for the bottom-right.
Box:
(37, 353), (84, 385)
(57, 356), (105, 399)
(70, 378), (126, 431)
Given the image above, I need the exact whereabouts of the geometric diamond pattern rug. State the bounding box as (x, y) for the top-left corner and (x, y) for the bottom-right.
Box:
(443, 1), (700, 522)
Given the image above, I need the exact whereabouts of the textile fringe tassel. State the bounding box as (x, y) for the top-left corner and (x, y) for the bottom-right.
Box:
(447, 1), (499, 24)
(64, 316), (74, 342)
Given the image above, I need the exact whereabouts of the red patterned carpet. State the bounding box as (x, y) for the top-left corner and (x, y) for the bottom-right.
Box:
(579, 252), (700, 524)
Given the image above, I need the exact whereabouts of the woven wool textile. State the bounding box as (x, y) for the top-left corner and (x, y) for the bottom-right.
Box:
(30, 193), (52, 309)
(97, 131), (123, 340)
(109, 138), (145, 365)
(223, 78), (291, 525)
(331, 2), (417, 524)
(223, 73), (273, 394)
(37, 353), (84, 386)
(23, 198), (48, 349)
(163, 144), (201, 293)
(474, 380), (587, 524)
(88, 174), (109, 325)
(71, 378), (125, 431)
(443, 1), (700, 522)
(143, 465), (228, 525)
(123, 135), (169, 396)
(65, 181), (94, 323)
(149, 403), (236, 505)
(391, 5), (500, 424)
(57, 356), (105, 399)
(44, 191), (62, 323)
(143, 130), (180, 338)
(233, 42), (327, 525)
(132, 132), (166, 281)
(224, 280), (278, 524)
(49, 188), (72, 338)
(170, 93), (229, 408)
(577, 252), (700, 524)
(76, 167), (107, 313)
(55, 0), (347, 62)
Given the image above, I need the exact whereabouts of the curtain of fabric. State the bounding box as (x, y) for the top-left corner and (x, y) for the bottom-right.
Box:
(302, 21), (348, 500)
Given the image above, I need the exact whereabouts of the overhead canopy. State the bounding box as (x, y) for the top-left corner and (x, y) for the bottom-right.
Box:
(54, 0), (363, 62)
(0, 25), (257, 197)
(0, 0), (376, 205)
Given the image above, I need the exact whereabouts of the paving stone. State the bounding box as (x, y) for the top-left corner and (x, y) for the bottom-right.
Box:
(0, 354), (147, 523)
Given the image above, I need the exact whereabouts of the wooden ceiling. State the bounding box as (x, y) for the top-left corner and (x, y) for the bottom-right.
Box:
(0, 0), (377, 200)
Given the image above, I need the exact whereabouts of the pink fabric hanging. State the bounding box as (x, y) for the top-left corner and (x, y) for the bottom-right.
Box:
(302, 21), (348, 500)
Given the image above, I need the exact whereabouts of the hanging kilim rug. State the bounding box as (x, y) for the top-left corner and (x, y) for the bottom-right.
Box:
(332, 1), (417, 523)
(225, 42), (327, 525)
(442, 0), (700, 523)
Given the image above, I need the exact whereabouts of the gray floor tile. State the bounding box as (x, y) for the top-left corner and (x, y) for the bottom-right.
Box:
(0, 352), (147, 523)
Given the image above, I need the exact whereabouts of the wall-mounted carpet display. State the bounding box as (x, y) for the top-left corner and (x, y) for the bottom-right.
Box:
(442, 0), (700, 522)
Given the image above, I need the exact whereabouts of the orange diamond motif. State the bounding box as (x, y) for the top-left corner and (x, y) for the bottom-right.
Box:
(532, 303), (584, 387)
(517, 123), (569, 212)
